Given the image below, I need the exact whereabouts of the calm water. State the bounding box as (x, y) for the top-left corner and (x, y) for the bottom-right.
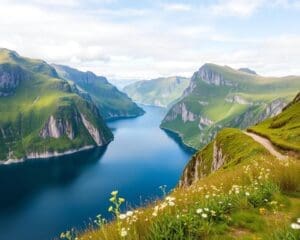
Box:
(0, 106), (193, 240)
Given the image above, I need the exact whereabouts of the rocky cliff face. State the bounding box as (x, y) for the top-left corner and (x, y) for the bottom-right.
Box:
(180, 141), (226, 187)
(0, 64), (28, 96)
(40, 115), (77, 140)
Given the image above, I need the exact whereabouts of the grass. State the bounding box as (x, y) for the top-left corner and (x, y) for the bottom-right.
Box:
(59, 128), (300, 240)
(248, 93), (300, 153)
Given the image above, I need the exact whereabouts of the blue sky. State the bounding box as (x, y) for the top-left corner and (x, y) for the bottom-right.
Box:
(0, 0), (300, 80)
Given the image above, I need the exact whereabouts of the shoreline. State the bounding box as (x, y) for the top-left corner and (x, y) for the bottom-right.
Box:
(160, 126), (197, 153)
(1, 145), (98, 165)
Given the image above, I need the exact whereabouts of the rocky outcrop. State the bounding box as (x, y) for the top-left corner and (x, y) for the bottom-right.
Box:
(80, 113), (102, 145)
(199, 117), (214, 129)
(40, 115), (76, 140)
(163, 103), (197, 122)
(0, 64), (28, 96)
(260, 98), (286, 119)
(192, 64), (234, 86)
(212, 142), (225, 171)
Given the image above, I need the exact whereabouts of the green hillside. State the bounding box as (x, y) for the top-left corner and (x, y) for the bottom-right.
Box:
(0, 48), (113, 162)
(161, 63), (300, 149)
(53, 64), (144, 120)
(248, 92), (300, 152)
(123, 76), (190, 108)
(72, 93), (300, 240)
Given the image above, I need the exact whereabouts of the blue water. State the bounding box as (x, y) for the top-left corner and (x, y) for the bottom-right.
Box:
(0, 106), (192, 240)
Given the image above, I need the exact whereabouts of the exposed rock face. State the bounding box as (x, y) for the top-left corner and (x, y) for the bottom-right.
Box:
(193, 65), (233, 86)
(180, 141), (226, 187)
(0, 64), (27, 96)
(212, 142), (225, 171)
(40, 115), (76, 140)
(199, 117), (214, 128)
(80, 113), (102, 145)
(260, 98), (286, 119)
(163, 103), (197, 122)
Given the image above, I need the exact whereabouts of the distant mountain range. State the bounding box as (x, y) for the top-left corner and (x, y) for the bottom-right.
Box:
(123, 76), (190, 108)
(53, 64), (144, 120)
(0, 48), (143, 162)
(161, 63), (300, 149)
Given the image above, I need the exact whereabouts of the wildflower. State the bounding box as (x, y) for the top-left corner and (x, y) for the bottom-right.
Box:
(126, 211), (133, 217)
(196, 208), (203, 214)
(120, 228), (128, 237)
(204, 208), (209, 212)
(259, 208), (266, 215)
(201, 213), (208, 218)
(291, 223), (300, 230)
(152, 212), (157, 217)
(168, 201), (175, 206)
(119, 214), (127, 220)
(205, 194), (209, 199)
(298, 218), (300, 223)
(211, 210), (216, 216)
(245, 192), (250, 196)
(108, 206), (113, 212)
(111, 190), (118, 196)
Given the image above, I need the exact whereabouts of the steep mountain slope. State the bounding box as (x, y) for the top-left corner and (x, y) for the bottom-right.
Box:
(249, 92), (300, 152)
(78, 93), (300, 240)
(161, 63), (300, 149)
(123, 76), (190, 107)
(0, 48), (113, 162)
(53, 64), (144, 120)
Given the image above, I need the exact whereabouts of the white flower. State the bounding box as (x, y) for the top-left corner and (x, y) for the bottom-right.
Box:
(297, 218), (300, 223)
(120, 228), (128, 237)
(245, 192), (250, 196)
(204, 208), (209, 212)
(119, 214), (127, 220)
(201, 213), (208, 218)
(168, 201), (175, 206)
(196, 208), (203, 214)
(291, 223), (300, 230)
(152, 211), (157, 217)
(126, 211), (133, 217)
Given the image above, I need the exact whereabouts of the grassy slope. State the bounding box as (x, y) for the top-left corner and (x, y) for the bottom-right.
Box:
(53, 64), (144, 120)
(76, 95), (300, 240)
(77, 128), (300, 240)
(248, 92), (300, 152)
(0, 49), (112, 160)
(161, 63), (300, 149)
(123, 77), (190, 107)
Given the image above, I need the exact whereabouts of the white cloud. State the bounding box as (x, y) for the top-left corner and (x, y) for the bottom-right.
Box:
(211, 0), (265, 17)
(0, 1), (299, 80)
(162, 3), (192, 12)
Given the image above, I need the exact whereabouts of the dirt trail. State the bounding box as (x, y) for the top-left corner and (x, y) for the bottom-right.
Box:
(244, 131), (287, 160)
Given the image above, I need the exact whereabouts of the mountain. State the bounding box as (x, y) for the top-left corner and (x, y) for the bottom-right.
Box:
(161, 63), (300, 149)
(79, 93), (300, 240)
(123, 76), (190, 108)
(181, 91), (300, 187)
(0, 48), (113, 162)
(53, 64), (144, 120)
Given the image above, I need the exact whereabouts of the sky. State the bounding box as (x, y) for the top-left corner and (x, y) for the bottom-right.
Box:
(0, 0), (300, 81)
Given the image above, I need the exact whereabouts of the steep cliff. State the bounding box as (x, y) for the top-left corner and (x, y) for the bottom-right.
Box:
(161, 63), (300, 149)
(0, 48), (113, 162)
(53, 64), (144, 120)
